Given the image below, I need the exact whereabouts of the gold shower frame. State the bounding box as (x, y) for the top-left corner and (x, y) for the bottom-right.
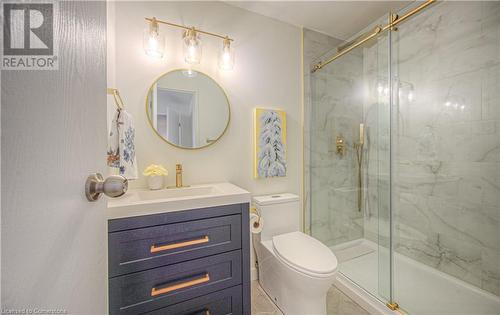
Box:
(311, 0), (436, 73)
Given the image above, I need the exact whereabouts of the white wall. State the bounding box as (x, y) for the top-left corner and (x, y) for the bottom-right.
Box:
(109, 1), (302, 199)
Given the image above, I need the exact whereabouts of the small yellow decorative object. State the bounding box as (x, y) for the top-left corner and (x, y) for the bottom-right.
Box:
(143, 164), (168, 177)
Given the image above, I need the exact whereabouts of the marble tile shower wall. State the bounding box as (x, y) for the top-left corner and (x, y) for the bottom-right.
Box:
(309, 49), (366, 247)
(307, 14), (390, 248)
(361, 33), (391, 246)
(303, 29), (343, 236)
(306, 19), (389, 247)
(389, 2), (500, 296)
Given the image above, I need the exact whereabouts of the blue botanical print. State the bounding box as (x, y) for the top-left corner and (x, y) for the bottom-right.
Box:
(107, 108), (138, 179)
(257, 110), (286, 178)
(121, 126), (136, 165)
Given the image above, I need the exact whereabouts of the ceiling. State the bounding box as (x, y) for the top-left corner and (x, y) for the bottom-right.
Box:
(225, 1), (410, 40)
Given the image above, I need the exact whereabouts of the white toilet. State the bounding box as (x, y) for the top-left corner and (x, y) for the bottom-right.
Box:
(252, 193), (338, 315)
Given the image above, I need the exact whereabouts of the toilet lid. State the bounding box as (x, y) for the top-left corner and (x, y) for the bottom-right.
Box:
(272, 231), (338, 276)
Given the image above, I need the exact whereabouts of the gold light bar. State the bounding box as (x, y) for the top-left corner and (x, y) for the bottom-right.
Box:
(312, 0), (436, 73)
(145, 17), (234, 42)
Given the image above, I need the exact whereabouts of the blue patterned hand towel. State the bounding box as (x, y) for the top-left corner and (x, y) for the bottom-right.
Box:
(107, 109), (138, 179)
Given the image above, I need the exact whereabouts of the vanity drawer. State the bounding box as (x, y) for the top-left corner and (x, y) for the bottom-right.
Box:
(147, 285), (242, 315)
(109, 215), (241, 277)
(109, 250), (242, 314)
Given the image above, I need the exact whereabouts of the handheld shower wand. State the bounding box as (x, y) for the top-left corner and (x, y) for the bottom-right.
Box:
(354, 123), (364, 212)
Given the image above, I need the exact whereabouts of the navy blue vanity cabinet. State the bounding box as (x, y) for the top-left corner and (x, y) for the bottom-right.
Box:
(108, 203), (250, 315)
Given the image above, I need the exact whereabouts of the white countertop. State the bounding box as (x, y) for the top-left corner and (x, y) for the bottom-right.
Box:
(106, 182), (251, 220)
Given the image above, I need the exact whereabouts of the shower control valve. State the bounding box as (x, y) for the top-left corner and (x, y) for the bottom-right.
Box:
(336, 136), (346, 156)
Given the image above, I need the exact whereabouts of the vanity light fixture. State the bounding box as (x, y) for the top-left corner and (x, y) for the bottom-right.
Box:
(144, 17), (235, 70)
(218, 37), (235, 70)
(143, 17), (165, 58)
(183, 28), (202, 64)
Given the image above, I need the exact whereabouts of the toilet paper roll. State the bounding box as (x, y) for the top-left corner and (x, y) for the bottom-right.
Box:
(250, 212), (263, 234)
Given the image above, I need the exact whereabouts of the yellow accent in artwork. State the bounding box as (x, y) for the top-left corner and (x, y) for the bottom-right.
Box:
(253, 108), (287, 179)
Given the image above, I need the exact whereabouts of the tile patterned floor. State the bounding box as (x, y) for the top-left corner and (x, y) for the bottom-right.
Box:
(326, 286), (370, 315)
(251, 281), (283, 315)
(251, 281), (370, 315)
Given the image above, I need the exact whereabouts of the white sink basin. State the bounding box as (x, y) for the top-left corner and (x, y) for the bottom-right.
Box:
(128, 186), (221, 202)
(107, 182), (250, 219)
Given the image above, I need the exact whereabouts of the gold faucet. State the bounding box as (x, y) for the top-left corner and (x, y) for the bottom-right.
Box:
(175, 164), (183, 188)
(167, 163), (189, 189)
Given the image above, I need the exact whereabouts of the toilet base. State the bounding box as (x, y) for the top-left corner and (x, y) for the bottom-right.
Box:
(257, 240), (336, 315)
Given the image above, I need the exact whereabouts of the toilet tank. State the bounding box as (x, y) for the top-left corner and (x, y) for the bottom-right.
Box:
(253, 193), (300, 241)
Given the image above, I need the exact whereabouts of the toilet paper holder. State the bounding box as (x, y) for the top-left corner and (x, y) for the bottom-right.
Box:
(250, 207), (262, 229)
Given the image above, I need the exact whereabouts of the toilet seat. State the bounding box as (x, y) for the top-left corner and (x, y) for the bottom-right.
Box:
(272, 231), (338, 278)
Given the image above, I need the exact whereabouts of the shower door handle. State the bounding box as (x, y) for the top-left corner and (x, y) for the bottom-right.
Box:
(85, 173), (128, 201)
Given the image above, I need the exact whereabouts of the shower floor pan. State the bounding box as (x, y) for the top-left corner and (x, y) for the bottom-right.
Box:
(331, 239), (500, 315)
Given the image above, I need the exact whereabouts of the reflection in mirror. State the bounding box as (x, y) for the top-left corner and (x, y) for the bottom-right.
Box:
(146, 69), (230, 149)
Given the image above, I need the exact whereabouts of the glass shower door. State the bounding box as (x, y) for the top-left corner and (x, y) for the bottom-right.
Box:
(390, 1), (500, 314)
(309, 16), (393, 305)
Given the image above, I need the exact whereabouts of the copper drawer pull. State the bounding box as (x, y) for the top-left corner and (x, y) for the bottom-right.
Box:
(151, 273), (210, 297)
(150, 235), (209, 253)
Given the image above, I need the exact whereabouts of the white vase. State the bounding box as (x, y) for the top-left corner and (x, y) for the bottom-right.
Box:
(147, 175), (164, 190)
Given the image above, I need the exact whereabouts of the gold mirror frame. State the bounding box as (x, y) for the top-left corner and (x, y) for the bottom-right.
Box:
(145, 69), (231, 150)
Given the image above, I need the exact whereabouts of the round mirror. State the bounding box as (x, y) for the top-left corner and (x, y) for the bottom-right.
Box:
(146, 69), (230, 149)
